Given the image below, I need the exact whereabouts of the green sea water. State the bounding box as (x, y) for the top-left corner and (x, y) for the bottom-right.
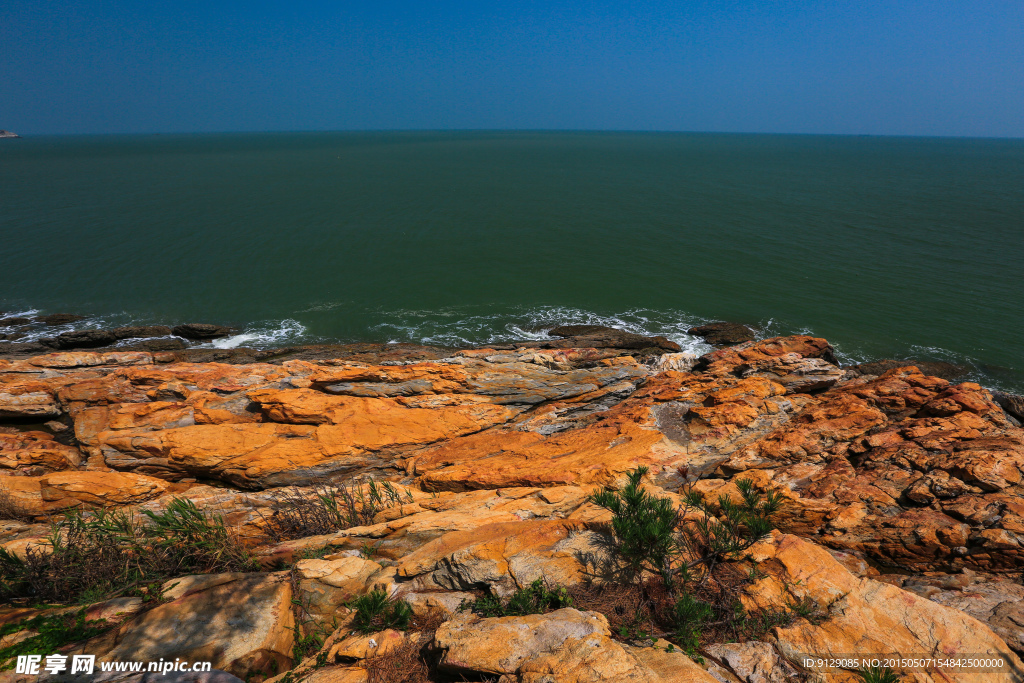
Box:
(1, 132), (1022, 390)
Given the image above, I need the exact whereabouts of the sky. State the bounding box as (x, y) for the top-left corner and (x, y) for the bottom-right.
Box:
(2, 0), (1023, 137)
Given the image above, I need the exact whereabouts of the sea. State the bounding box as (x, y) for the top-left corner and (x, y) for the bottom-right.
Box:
(1, 131), (1022, 391)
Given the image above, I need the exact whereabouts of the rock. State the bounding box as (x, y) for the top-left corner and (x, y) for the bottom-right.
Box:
(34, 314), (85, 326)
(0, 130), (21, 139)
(548, 325), (620, 337)
(0, 342), (53, 357)
(993, 391), (1024, 423)
(740, 534), (1024, 681)
(910, 573), (1024, 655)
(171, 324), (236, 340)
(0, 431), (82, 473)
(0, 317), (33, 327)
(652, 352), (698, 373)
(122, 338), (188, 352)
(104, 572), (294, 679)
(529, 327), (681, 353)
(434, 609), (717, 681)
(55, 329), (118, 349)
(38, 471), (171, 508)
(738, 353), (846, 393)
(851, 359), (971, 381)
(294, 556), (382, 629)
(697, 336), (838, 375)
(703, 641), (801, 683)
(396, 519), (610, 594)
(111, 325), (174, 339)
(688, 322), (756, 346)
(0, 385), (60, 418)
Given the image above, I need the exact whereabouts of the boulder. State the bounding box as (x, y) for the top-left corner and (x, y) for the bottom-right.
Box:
(434, 609), (717, 681)
(688, 322), (756, 346)
(294, 556), (382, 629)
(55, 329), (118, 349)
(104, 572), (295, 679)
(993, 391), (1024, 423)
(171, 323), (235, 340)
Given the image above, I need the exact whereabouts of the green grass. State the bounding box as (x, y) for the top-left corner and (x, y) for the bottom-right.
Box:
(350, 591), (412, 635)
(0, 610), (109, 669)
(467, 580), (573, 618)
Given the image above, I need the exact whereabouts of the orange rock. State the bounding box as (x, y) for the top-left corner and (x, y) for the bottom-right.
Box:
(0, 432), (82, 473)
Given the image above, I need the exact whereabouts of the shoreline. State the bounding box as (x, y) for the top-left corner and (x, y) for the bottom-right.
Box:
(1, 332), (1023, 679)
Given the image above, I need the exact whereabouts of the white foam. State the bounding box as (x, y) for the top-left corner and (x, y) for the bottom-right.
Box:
(209, 319), (308, 349)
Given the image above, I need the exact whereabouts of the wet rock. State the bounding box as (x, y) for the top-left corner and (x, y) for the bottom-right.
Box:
(0, 317), (33, 327)
(688, 322), (756, 346)
(993, 391), (1024, 423)
(171, 324), (236, 340)
(0, 342), (55, 357)
(547, 324), (620, 337)
(35, 314), (86, 326)
(122, 338), (188, 352)
(111, 325), (174, 339)
(55, 329), (118, 349)
(529, 327), (681, 353)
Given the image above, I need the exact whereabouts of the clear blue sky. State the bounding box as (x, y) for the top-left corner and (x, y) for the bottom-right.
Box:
(3, 0), (1023, 136)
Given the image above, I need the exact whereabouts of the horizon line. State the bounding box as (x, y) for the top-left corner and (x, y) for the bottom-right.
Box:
(7, 128), (1024, 141)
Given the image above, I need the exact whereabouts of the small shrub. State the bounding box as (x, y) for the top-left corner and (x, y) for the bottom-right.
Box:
(589, 466), (680, 584)
(262, 480), (412, 543)
(0, 498), (257, 605)
(585, 467), (788, 654)
(468, 580), (573, 618)
(858, 664), (901, 683)
(0, 610), (109, 668)
(351, 590), (412, 635)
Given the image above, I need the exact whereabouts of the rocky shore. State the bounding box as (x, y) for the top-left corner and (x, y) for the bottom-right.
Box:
(1, 327), (1023, 682)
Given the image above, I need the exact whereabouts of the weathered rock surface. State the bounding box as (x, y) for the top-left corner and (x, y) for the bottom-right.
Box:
(102, 573), (294, 679)
(741, 534), (1024, 682)
(0, 334), (1023, 682)
(435, 609), (716, 681)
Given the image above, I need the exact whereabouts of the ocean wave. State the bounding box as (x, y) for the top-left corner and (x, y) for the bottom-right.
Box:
(370, 305), (718, 356)
(208, 319), (309, 349)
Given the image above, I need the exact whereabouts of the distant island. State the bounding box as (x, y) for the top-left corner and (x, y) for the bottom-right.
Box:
(0, 130), (20, 138)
